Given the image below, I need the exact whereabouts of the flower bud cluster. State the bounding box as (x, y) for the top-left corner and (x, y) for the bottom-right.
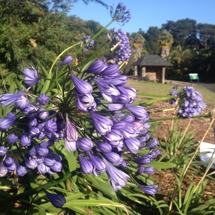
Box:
(84, 35), (95, 51)
(168, 85), (206, 118)
(108, 28), (131, 63)
(109, 2), (132, 25)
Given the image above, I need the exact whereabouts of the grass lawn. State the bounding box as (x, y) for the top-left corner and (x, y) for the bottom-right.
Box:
(127, 79), (215, 105)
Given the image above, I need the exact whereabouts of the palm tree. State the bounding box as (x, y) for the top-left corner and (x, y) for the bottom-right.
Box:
(158, 29), (174, 58)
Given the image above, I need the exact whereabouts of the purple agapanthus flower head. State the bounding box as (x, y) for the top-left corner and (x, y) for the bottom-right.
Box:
(15, 95), (29, 110)
(8, 133), (18, 144)
(87, 59), (107, 74)
(60, 55), (73, 66)
(0, 113), (16, 131)
(20, 131), (31, 147)
(22, 67), (40, 87)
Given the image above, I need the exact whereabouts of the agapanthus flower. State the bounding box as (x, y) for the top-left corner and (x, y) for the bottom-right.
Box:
(15, 95), (29, 110)
(43, 189), (66, 208)
(77, 138), (94, 152)
(139, 184), (158, 195)
(37, 94), (50, 105)
(0, 163), (8, 177)
(79, 154), (93, 174)
(0, 113), (16, 131)
(0, 91), (22, 106)
(84, 35), (94, 51)
(0, 146), (8, 156)
(4, 157), (15, 167)
(50, 161), (62, 172)
(87, 59), (107, 74)
(138, 166), (155, 175)
(60, 55), (73, 66)
(88, 152), (106, 175)
(16, 164), (27, 176)
(22, 67), (40, 87)
(103, 158), (130, 191)
(90, 111), (113, 135)
(124, 138), (141, 154)
(64, 139), (77, 152)
(102, 152), (123, 165)
(71, 73), (93, 94)
(64, 116), (78, 142)
(76, 93), (97, 112)
(8, 133), (18, 144)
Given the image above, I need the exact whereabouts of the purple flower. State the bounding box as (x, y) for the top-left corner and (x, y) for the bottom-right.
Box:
(8, 133), (18, 144)
(103, 158), (130, 191)
(87, 59), (107, 74)
(37, 163), (50, 174)
(117, 86), (136, 103)
(0, 163), (8, 177)
(88, 152), (106, 175)
(65, 116), (78, 142)
(126, 105), (148, 121)
(15, 95), (29, 110)
(79, 154), (93, 174)
(25, 157), (38, 169)
(0, 146), (8, 156)
(76, 93), (96, 112)
(71, 73), (93, 94)
(22, 67), (40, 87)
(134, 155), (152, 165)
(124, 138), (141, 154)
(138, 166), (155, 175)
(60, 55), (73, 66)
(44, 118), (57, 133)
(35, 146), (49, 157)
(0, 92), (22, 106)
(104, 129), (123, 146)
(64, 139), (76, 152)
(146, 138), (159, 149)
(77, 138), (94, 152)
(29, 127), (40, 137)
(50, 161), (62, 172)
(90, 111), (113, 135)
(16, 164), (27, 176)
(96, 142), (112, 153)
(100, 64), (120, 78)
(20, 132), (31, 147)
(37, 94), (50, 105)
(102, 152), (123, 165)
(84, 36), (94, 51)
(43, 189), (66, 208)
(44, 157), (56, 167)
(0, 114), (16, 131)
(4, 157), (14, 167)
(139, 184), (158, 195)
(104, 104), (123, 111)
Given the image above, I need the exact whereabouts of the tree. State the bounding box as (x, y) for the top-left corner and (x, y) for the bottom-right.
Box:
(158, 29), (174, 58)
(144, 27), (160, 54)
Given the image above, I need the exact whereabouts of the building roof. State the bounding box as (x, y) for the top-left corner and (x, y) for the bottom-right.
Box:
(131, 55), (172, 66)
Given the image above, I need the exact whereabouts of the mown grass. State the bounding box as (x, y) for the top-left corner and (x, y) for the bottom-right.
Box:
(127, 79), (215, 105)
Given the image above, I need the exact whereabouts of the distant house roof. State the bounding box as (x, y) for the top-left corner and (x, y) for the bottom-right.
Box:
(131, 55), (172, 66)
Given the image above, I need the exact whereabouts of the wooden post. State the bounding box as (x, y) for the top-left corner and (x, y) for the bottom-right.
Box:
(134, 66), (137, 76)
(142, 67), (146, 78)
(162, 67), (166, 84)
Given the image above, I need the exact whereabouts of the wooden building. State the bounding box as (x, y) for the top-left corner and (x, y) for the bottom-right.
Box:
(131, 55), (172, 83)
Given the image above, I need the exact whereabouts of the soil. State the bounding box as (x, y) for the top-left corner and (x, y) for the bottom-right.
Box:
(145, 100), (215, 207)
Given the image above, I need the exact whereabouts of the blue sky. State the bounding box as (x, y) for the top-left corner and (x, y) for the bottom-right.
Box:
(69, 0), (215, 33)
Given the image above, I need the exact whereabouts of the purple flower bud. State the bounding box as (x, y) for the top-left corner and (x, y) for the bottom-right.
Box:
(100, 64), (120, 78)
(146, 138), (159, 149)
(96, 142), (112, 153)
(126, 105), (148, 121)
(0, 92), (22, 106)
(4, 156), (14, 167)
(104, 104), (123, 111)
(77, 138), (94, 152)
(44, 118), (57, 133)
(87, 59), (107, 74)
(103, 158), (130, 191)
(35, 146), (49, 157)
(38, 108), (49, 120)
(90, 111), (113, 135)
(88, 152), (106, 175)
(37, 94), (50, 105)
(51, 161), (62, 172)
(117, 86), (136, 103)
(64, 139), (76, 152)
(139, 184), (158, 195)
(7, 163), (17, 171)
(15, 95), (29, 110)
(16, 164), (27, 176)
(43, 189), (66, 208)
(65, 116), (78, 142)
(71, 73), (93, 94)
(124, 138), (141, 154)
(37, 163), (50, 174)
(60, 55), (73, 66)
(138, 166), (155, 175)
(0, 146), (8, 156)
(79, 154), (93, 174)
(104, 129), (123, 146)
(8, 133), (18, 144)
(102, 152), (123, 165)
(44, 157), (56, 167)
(29, 127), (40, 137)
(0, 114), (16, 131)
(25, 157), (38, 169)
(22, 67), (40, 87)
(0, 163), (8, 177)
(29, 118), (38, 127)
(134, 155), (151, 165)
(76, 93), (96, 112)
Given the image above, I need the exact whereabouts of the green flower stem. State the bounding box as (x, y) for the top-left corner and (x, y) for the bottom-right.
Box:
(74, 19), (115, 57)
(0, 171), (75, 204)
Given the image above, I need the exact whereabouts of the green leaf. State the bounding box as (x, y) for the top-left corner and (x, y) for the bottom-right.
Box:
(145, 161), (177, 169)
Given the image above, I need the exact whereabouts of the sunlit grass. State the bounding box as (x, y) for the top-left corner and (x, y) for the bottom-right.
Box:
(127, 79), (215, 105)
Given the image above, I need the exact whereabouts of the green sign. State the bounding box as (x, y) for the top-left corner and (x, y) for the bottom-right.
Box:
(189, 73), (199, 80)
